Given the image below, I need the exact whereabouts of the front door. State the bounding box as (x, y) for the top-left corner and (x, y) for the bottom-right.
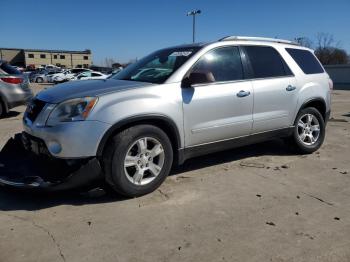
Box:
(182, 46), (254, 147)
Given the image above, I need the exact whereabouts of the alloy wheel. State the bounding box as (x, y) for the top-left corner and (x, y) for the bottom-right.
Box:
(297, 113), (320, 146)
(123, 137), (165, 185)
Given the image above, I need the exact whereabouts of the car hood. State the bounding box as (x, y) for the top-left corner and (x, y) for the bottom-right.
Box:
(36, 79), (154, 104)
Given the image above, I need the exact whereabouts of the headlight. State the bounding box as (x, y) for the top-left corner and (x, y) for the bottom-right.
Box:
(46, 97), (98, 126)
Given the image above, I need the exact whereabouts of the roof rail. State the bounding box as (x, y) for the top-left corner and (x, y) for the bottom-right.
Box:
(219, 36), (299, 46)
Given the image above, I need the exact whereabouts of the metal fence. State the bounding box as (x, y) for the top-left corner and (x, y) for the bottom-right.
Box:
(324, 65), (350, 90)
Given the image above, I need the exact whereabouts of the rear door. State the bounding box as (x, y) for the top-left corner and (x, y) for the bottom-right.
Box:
(182, 46), (254, 146)
(243, 46), (298, 133)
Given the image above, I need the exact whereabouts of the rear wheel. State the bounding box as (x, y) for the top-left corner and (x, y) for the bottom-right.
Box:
(103, 125), (173, 197)
(288, 107), (325, 154)
(36, 77), (43, 83)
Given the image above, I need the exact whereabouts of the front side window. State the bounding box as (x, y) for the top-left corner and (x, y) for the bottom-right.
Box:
(189, 46), (244, 84)
(244, 46), (292, 78)
(286, 48), (324, 74)
(112, 47), (201, 84)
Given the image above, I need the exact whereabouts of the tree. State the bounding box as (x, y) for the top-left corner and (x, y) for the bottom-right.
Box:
(103, 57), (116, 67)
(294, 37), (313, 48)
(314, 33), (348, 65)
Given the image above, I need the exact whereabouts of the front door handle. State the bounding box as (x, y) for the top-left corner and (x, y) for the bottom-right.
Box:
(236, 90), (251, 97)
(286, 85), (296, 91)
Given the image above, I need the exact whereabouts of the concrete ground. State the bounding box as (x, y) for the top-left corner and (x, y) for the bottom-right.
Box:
(0, 84), (349, 262)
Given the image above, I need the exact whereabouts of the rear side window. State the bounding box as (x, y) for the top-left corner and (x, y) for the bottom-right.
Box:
(286, 48), (324, 74)
(0, 63), (21, 75)
(244, 46), (292, 78)
(190, 46), (244, 83)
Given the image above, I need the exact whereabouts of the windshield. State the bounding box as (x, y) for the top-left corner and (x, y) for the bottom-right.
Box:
(111, 47), (201, 84)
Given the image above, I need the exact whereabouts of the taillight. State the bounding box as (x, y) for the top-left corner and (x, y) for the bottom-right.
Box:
(0, 77), (23, 84)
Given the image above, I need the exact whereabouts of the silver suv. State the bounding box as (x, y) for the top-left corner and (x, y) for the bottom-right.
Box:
(21, 36), (332, 196)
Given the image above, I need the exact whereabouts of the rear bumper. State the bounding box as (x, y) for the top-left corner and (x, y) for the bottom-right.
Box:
(7, 89), (33, 110)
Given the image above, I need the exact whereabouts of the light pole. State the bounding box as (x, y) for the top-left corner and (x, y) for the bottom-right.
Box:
(187, 9), (201, 43)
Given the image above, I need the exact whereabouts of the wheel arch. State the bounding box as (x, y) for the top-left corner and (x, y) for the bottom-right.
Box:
(298, 97), (327, 121)
(96, 114), (183, 165)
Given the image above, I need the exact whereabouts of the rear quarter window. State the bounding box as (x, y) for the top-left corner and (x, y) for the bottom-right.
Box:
(286, 48), (324, 74)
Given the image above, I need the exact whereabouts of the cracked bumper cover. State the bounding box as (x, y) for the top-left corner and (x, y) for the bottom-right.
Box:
(0, 158), (103, 192)
(0, 135), (103, 192)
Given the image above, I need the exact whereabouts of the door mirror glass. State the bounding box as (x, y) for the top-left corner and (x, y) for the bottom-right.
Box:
(182, 72), (215, 87)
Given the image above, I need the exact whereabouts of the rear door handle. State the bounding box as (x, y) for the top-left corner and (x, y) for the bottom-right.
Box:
(286, 85), (296, 91)
(236, 90), (251, 97)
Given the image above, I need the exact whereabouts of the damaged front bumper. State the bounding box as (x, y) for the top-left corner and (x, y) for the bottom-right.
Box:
(0, 134), (104, 192)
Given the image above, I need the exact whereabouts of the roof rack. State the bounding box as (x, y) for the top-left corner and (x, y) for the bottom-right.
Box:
(219, 36), (299, 46)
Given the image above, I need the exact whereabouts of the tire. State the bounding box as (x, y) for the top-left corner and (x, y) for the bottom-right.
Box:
(103, 125), (173, 197)
(0, 99), (4, 118)
(36, 77), (43, 83)
(288, 107), (325, 154)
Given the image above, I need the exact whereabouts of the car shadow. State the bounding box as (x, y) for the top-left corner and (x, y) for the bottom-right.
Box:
(0, 134), (295, 211)
(172, 139), (295, 175)
(0, 111), (21, 119)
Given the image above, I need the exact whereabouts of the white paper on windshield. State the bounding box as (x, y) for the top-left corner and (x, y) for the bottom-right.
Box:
(169, 51), (192, 57)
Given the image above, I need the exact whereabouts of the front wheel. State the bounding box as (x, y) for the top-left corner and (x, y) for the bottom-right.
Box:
(103, 125), (173, 197)
(288, 107), (325, 154)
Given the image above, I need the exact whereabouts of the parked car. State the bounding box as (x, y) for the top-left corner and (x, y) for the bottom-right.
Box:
(72, 71), (108, 81)
(11, 66), (24, 72)
(30, 70), (58, 83)
(5, 36), (332, 196)
(0, 60), (33, 117)
(52, 68), (92, 83)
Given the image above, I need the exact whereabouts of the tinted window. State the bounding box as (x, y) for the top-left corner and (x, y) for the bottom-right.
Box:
(60, 55), (65, 59)
(84, 56), (88, 60)
(40, 54), (46, 59)
(286, 48), (324, 74)
(0, 63), (21, 75)
(190, 46), (244, 83)
(245, 46), (291, 78)
(28, 53), (34, 58)
(71, 69), (84, 74)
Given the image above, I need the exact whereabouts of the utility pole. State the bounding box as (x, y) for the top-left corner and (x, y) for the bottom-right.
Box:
(187, 10), (201, 43)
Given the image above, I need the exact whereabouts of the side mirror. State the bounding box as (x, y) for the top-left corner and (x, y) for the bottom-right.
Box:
(181, 72), (214, 88)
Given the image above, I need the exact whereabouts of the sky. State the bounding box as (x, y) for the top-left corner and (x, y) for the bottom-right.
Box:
(1, 0), (349, 65)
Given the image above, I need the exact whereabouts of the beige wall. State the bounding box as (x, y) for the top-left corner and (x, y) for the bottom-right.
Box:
(24, 51), (92, 68)
(0, 49), (25, 66)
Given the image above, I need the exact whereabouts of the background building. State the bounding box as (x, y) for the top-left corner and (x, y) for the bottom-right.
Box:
(0, 48), (92, 69)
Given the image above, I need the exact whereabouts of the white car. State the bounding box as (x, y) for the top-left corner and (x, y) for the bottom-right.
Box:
(52, 68), (92, 83)
(72, 71), (108, 81)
